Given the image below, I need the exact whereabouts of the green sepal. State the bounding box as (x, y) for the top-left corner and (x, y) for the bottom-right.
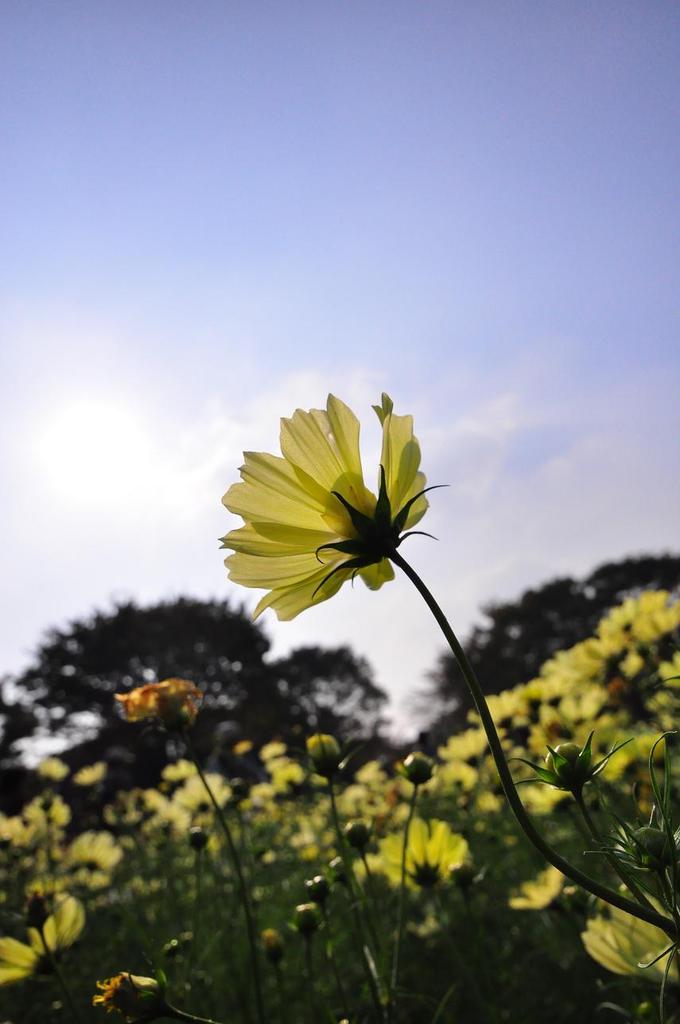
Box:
(590, 735), (634, 777)
(311, 555), (374, 600)
(512, 756), (562, 787)
(392, 484), (447, 534)
(315, 539), (367, 561)
(330, 490), (376, 536)
(374, 465), (393, 530)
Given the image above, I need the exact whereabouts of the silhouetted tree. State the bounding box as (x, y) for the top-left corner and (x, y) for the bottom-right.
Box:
(0, 597), (387, 790)
(419, 553), (680, 733)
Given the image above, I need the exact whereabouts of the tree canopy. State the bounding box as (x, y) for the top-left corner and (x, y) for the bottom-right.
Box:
(0, 597), (387, 787)
(419, 553), (680, 734)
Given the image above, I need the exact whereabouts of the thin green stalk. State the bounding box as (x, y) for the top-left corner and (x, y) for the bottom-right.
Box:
(328, 780), (386, 1021)
(38, 927), (85, 1024)
(303, 937), (316, 1024)
(360, 851), (383, 954)
(166, 1005), (228, 1024)
(274, 963), (289, 1024)
(185, 848), (204, 991)
(433, 891), (491, 1024)
(321, 905), (351, 1019)
(389, 784), (418, 1020)
(390, 549), (677, 940)
(183, 733), (267, 1024)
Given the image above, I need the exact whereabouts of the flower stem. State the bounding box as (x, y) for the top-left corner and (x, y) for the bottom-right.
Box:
(389, 784), (418, 1020)
(390, 549), (678, 940)
(166, 1004), (228, 1024)
(274, 962), (289, 1024)
(328, 780), (387, 1021)
(321, 905), (351, 1019)
(183, 732), (267, 1024)
(303, 936), (316, 1024)
(185, 847), (204, 991)
(38, 927), (85, 1024)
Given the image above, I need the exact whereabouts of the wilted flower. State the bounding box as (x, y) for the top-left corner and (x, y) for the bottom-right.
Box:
(92, 972), (166, 1020)
(221, 393), (429, 619)
(115, 678), (202, 729)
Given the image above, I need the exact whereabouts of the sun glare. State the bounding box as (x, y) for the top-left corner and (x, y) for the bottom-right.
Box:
(35, 400), (153, 506)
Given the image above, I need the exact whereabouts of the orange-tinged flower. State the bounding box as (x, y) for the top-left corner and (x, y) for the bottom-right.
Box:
(92, 972), (165, 1020)
(115, 678), (202, 729)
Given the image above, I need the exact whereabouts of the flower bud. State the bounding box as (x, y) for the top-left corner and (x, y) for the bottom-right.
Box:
(449, 860), (476, 890)
(189, 826), (208, 851)
(305, 874), (330, 906)
(293, 902), (321, 936)
(544, 742), (591, 793)
(401, 752), (434, 786)
(261, 927), (284, 964)
(328, 855), (347, 886)
(25, 891), (49, 930)
(344, 820), (371, 851)
(306, 734), (342, 778)
(633, 826), (672, 869)
(229, 777), (250, 802)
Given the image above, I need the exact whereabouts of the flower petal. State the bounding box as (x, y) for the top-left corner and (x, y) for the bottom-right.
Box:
(41, 896), (85, 952)
(252, 565), (349, 621)
(222, 523), (337, 557)
(358, 559), (395, 590)
(378, 400), (428, 526)
(280, 399), (375, 516)
(226, 551), (341, 588)
(223, 452), (328, 529)
(0, 937), (39, 985)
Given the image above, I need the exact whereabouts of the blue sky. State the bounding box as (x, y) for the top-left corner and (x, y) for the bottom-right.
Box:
(2, 2), (679, 732)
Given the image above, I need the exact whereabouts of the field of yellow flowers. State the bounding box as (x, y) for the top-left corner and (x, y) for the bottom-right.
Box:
(1, 588), (679, 1024)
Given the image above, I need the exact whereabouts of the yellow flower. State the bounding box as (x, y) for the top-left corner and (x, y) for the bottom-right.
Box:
(63, 831), (124, 889)
(0, 895), (85, 985)
(161, 759), (197, 783)
(172, 773), (231, 815)
(508, 866), (564, 910)
(233, 739), (254, 755)
(92, 972), (165, 1020)
(374, 818), (468, 889)
(260, 740), (288, 761)
(36, 757), (70, 782)
(582, 905), (671, 981)
(73, 762), (107, 786)
(221, 393), (429, 619)
(115, 678), (202, 728)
